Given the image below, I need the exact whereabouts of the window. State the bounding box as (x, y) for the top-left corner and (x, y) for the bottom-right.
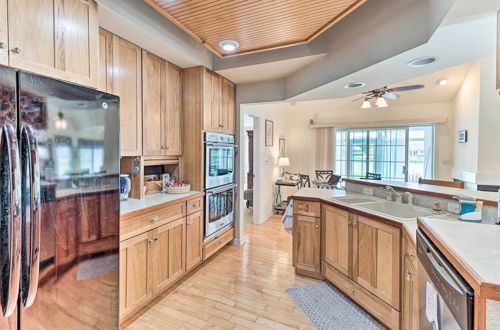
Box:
(55, 136), (72, 179)
(79, 139), (104, 175)
(335, 126), (434, 182)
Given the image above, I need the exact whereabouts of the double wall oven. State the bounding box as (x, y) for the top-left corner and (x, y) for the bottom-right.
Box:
(204, 132), (236, 240)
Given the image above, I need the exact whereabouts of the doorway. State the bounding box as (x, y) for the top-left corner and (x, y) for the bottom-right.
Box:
(243, 114), (256, 229)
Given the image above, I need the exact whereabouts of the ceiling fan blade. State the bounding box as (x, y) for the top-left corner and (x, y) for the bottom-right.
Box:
(352, 95), (368, 102)
(382, 92), (400, 99)
(390, 84), (425, 92)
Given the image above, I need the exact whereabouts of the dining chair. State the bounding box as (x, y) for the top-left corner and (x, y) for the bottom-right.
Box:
(315, 170), (333, 182)
(299, 174), (311, 188)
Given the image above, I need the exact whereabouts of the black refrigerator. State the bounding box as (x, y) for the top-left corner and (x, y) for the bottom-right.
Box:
(0, 66), (120, 329)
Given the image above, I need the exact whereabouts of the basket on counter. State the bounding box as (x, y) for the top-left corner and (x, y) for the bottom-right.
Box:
(165, 184), (191, 194)
(144, 180), (162, 194)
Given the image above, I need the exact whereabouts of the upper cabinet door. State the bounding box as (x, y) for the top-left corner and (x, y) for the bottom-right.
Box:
(353, 216), (401, 309)
(164, 63), (183, 156)
(98, 28), (113, 92)
(203, 69), (221, 132)
(112, 36), (142, 156)
(54, 0), (98, 87)
(142, 50), (166, 157)
(8, 0), (55, 72)
(8, 0), (98, 88)
(0, 0), (8, 66)
(221, 78), (236, 135)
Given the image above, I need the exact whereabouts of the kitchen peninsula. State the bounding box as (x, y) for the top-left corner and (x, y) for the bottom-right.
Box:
(290, 180), (500, 329)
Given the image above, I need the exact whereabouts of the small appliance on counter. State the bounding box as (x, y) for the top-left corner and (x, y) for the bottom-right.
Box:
(454, 195), (482, 222)
(120, 174), (132, 200)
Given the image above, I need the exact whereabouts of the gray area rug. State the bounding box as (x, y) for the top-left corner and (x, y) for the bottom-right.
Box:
(285, 282), (385, 330)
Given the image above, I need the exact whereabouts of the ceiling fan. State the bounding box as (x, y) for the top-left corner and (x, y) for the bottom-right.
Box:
(354, 84), (425, 108)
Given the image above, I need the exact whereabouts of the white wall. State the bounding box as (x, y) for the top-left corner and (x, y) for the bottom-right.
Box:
(452, 56), (500, 186)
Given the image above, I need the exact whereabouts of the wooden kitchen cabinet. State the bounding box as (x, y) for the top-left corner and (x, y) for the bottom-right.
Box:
(98, 28), (113, 92)
(203, 68), (221, 132)
(221, 77), (236, 134)
(7, 0), (98, 88)
(142, 51), (183, 157)
(402, 258), (419, 330)
(186, 211), (203, 271)
(0, 0), (8, 66)
(323, 205), (352, 277)
(293, 215), (321, 277)
(120, 232), (152, 318)
(111, 36), (142, 156)
(353, 215), (401, 310)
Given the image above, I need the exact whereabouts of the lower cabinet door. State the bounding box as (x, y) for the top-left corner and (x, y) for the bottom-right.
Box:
(293, 215), (321, 275)
(120, 232), (152, 318)
(168, 218), (186, 281)
(402, 259), (419, 330)
(353, 215), (401, 309)
(186, 211), (203, 271)
(323, 205), (351, 277)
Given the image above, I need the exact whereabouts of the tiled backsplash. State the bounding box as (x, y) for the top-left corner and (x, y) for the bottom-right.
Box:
(346, 182), (499, 224)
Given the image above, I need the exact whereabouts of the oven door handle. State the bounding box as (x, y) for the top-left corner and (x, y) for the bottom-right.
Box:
(205, 143), (238, 148)
(206, 184), (237, 195)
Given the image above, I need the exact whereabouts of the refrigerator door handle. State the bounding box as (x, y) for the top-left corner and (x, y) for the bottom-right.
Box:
(20, 125), (40, 308)
(0, 124), (22, 317)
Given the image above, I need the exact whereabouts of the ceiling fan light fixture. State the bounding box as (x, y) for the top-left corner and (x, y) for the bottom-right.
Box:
(375, 97), (388, 108)
(344, 82), (366, 89)
(407, 56), (439, 68)
(361, 99), (371, 109)
(219, 40), (239, 52)
(437, 79), (448, 86)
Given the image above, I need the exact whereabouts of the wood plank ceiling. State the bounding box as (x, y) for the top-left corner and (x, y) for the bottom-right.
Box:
(144, 0), (367, 57)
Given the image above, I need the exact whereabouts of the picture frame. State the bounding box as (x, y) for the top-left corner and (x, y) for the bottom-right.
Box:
(279, 138), (285, 157)
(265, 120), (274, 146)
(458, 130), (467, 143)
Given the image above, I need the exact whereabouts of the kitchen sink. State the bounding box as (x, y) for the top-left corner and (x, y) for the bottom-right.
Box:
(356, 201), (434, 220)
(332, 196), (377, 204)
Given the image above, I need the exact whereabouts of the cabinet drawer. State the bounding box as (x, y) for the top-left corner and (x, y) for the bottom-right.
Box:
(203, 227), (234, 260)
(294, 200), (320, 217)
(121, 202), (186, 241)
(187, 197), (203, 215)
(323, 204), (348, 218)
(323, 261), (400, 330)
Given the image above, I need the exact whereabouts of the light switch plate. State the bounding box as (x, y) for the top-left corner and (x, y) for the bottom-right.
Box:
(447, 203), (460, 214)
(363, 187), (374, 196)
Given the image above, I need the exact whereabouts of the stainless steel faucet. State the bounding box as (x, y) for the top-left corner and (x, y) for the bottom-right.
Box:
(384, 186), (402, 203)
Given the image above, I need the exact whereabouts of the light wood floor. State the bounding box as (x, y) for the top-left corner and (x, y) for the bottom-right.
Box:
(123, 215), (319, 329)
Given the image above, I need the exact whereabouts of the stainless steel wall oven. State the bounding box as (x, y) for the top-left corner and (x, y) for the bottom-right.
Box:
(205, 184), (235, 240)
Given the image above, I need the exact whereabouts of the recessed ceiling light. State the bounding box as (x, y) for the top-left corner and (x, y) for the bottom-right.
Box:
(437, 79), (448, 86)
(407, 56), (439, 68)
(344, 82), (366, 89)
(219, 40), (239, 52)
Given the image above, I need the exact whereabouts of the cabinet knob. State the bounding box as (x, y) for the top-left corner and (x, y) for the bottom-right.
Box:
(161, 146), (170, 150)
(406, 251), (415, 257)
(150, 215), (159, 222)
(315, 224), (319, 229)
(11, 47), (21, 54)
(406, 269), (413, 280)
(187, 220), (193, 225)
(347, 220), (352, 225)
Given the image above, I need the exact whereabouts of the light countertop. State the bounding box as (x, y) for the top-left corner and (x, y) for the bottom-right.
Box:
(418, 217), (500, 287)
(120, 191), (203, 216)
(344, 178), (498, 205)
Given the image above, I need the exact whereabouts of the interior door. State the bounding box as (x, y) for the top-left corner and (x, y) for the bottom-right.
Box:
(323, 206), (351, 277)
(164, 63), (182, 156)
(353, 215), (401, 309)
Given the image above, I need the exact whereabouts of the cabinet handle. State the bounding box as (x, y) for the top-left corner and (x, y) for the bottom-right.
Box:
(161, 146), (170, 150)
(347, 220), (352, 225)
(11, 47), (21, 54)
(150, 215), (159, 222)
(148, 238), (158, 243)
(0, 42), (4, 49)
(406, 269), (413, 280)
(187, 220), (193, 225)
(315, 224), (319, 229)
(406, 251), (415, 257)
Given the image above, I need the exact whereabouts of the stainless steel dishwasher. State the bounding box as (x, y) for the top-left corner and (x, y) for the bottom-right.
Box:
(417, 229), (474, 330)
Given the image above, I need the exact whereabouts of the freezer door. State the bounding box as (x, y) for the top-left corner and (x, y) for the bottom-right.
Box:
(18, 72), (120, 329)
(0, 65), (18, 330)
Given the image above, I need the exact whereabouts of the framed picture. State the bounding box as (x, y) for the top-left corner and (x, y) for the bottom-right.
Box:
(458, 130), (467, 143)
(279, 138), (285, 157)
(265, 120), (274, 146)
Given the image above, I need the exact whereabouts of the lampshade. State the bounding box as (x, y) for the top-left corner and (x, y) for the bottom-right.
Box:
(361, 99), (371, 109)
(375, 97), (388, 108)
(278, 157), (290, 167)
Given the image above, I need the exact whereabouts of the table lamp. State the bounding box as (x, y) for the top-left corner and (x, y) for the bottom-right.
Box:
(278, 157), (290, 175)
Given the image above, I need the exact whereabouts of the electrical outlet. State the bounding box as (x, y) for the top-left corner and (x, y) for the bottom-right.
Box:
(447, 203), (460, 214)
(363, 187), (374, 196)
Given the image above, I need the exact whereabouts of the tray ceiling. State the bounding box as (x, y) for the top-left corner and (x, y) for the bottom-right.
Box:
(144, 0), (367, 57)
